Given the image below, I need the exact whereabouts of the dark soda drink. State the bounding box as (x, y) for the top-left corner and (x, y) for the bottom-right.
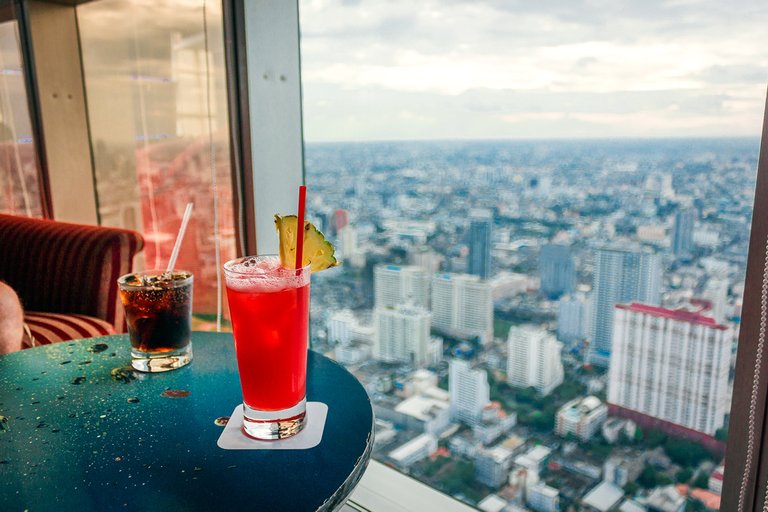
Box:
(118, 270), (193, 372)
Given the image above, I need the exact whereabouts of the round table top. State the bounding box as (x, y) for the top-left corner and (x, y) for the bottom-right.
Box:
(0, 332), (373, 511)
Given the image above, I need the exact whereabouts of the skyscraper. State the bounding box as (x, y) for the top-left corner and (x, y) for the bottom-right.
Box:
(374, 264), (430, 309)
(467, 209), (493, 279)
(702, 278), (729, 323)
(506, 325), (564, 396)
(431, 273), (493, 344)
(449, 359), (490, 425)
(539, 243), (575, 298)
(673, 208), (695, 258)
(608, 303), (732, 436)
(557, 294), (592, 343)
(589, 247), (662, 367)
(373, 305), (432, 367)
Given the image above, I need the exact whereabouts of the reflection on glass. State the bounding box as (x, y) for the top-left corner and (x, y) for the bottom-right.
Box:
(77, 0), (234, 328)
(0, 20), (43, 217)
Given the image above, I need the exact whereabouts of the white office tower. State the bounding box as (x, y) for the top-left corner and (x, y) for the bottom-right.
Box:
(338, 224), (364, 267)
(374, 264), (430, 309)
(589, 247), (662, 367)
(702, 278), (729, 323)
(557, 294), (592, 343)
(327, 309), (357, 346)
(374, 305), (432, 367)
(506, 326), (564, 396)
(608, 303), (732, 435)
(527, 483), (560, 512)
(432, 273), (493, 344)
(409, 246), (444, 274)
(449, 359), (490, 426)
(337, 224), (355, 256)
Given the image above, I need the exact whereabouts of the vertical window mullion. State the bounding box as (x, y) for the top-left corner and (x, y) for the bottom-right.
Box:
(723, 86), (768, 512)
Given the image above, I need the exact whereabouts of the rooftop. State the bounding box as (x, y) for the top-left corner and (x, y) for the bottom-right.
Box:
(582, 481), (625, 511)
(394, 395), (449, 422)
(477, 494), (508, 512)
(388, 434), (437, 463)
(616, 302), (728, 330)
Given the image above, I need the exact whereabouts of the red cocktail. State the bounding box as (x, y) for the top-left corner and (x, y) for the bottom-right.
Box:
(223, 255), (310, 440)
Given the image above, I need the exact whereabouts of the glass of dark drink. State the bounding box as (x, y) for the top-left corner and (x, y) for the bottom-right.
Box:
(117, 270), (193, 372)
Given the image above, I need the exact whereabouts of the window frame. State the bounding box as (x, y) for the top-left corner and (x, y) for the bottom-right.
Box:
(223, 0), (304, 257)
(722, 86), (768, 512)
(12, 0), (768, 508)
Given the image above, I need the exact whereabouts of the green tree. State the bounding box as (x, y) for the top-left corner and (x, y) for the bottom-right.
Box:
(623, 482), (639, 495)
(677, 468), (694, 484)
(715, 426), (729, 442)
(638, 465), (659, 489)
(515, 386), (539, 405)
(441, 460), (476, 495)
(692, 471), (710, 489)
(644, 428), (667, 448)
(664, 438), (713, 467)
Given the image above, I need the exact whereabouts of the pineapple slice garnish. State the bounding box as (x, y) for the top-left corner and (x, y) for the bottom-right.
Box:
(274, 214), (339, 271)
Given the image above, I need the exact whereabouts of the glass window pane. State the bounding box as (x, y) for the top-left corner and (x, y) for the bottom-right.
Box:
(300, 1), (765, 508)
(77, 0), (235, 328)
(0, 19), (43, 217)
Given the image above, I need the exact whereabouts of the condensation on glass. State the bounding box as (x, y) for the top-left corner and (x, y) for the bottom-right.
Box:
(0, 20), (43, 218)
(77, 0), (235, 326)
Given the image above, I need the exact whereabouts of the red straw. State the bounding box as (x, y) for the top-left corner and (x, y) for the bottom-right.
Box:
(295, 185), (307, 270)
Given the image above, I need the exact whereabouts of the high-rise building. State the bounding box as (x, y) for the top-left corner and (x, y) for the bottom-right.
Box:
(409, 246), (444, 274)
(374, 305), (432, 367)
(432, 273), (493, 344)
(449, 359), (490, 425)
(702, 278), (729, 323)
(506, 325), (564, 396)
(326, 208), (349, 238)
(374, 264), (430, 309)
(673, 208), (696, 258)
(474, 445), (515, 488)
(338, 224), (358, 260)
(327, 309), (357, 345)
(539, 243), (575, 298)
(527, 483), (560, 512)
(608, 303), (732, 436)
(557, 294), (592, 343)
(589, 247), (662, 366)
(467, 209), (493, 279)
(555, 396), (608, 441)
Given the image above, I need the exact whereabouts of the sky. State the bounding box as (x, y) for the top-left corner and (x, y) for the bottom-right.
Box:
(298, 0), (768, 142)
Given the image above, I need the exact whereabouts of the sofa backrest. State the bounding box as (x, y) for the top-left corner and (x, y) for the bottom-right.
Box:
(0, 214), (144, 331)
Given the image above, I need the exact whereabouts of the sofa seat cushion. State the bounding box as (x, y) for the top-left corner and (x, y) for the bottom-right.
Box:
(23, 311), (116, 348)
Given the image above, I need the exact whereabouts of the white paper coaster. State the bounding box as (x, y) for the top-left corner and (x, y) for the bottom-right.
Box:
(217, 402), (328, 450)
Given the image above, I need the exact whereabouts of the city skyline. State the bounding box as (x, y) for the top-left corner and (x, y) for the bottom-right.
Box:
(299, 0), (768, 142)
(305, 136), (752, 508)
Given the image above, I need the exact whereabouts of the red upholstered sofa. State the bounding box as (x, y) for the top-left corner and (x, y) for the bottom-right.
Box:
(0, 214), (144, 347)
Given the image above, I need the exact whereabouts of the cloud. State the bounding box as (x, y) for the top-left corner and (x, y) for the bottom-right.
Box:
(299, 0), (768, 140)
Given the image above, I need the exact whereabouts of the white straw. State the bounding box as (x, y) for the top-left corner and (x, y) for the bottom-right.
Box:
(166, 202), (194, 273)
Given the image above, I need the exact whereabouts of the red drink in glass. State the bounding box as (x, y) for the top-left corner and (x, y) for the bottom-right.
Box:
(223, 255), (311, 440)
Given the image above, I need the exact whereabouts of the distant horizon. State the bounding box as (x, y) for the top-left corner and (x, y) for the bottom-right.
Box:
(303, 134), (762, 145)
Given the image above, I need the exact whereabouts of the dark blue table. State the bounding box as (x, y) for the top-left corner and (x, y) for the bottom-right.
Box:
(0, 332), (373, 511)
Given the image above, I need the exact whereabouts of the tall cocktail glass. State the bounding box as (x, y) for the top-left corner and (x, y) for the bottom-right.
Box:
(223, 255), (311, 440)
(117, 270), (193, 372)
